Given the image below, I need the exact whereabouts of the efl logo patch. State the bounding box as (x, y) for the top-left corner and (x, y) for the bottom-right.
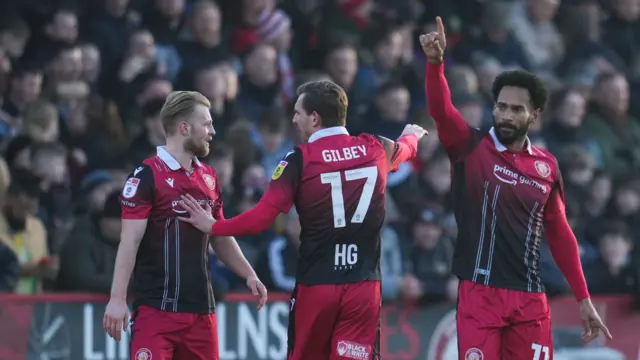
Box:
(335, 340), (371, 359)
(465, 347), (484, 360)
(122, 178), (140, 199)
(135, 348), (152, 360)
(271, 161), (288, 180)
(203, 174), (216, 190)
(534, 160), (551, 178)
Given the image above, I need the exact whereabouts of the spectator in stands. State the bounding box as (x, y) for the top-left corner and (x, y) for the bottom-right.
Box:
(30, 142), (73, 253)
(22, 98), (59, 143)
(585, 220), (639, 295)
(193, 63), (239, 136)
(76, 170), (117, 214)
(322, 41), (367, 122)
(258, 209), (300, 292)
(455, 3), (530, 70)
(509, 0), (564, 74)
(1, 63), (43, 125)
(607, 177), (640, 237)
(175, 0), (226, 89)
(400, 208), (457, 305)
(380, 219), (404, 301)
(602, 0), (640, 69)
(452, 92), (486, 129)
(356, 24), (407, 98)
(127, 98), (165, 165)
(0, 169), (54, 294)
(80, 43), (102, 91)
(544, 88), (602, 166)
(83, 0), (138, 77)
(204, 142), (236, 215)
(141, 0), (186, 45)
(361, 80), (411, 138)
(56, 190), (121, 293)
(236, 43), (281, 122)
(0, 241), (18, 292)
(0, 16), (30, 62)
(584, 72), (640, 178)
(22, 8), (78, 66)
(253, 107), (293, 174)
(582, 171), (614, 234)
(472, 54), (503, 108)
(558, 145), (597, 201)
(108, 29), (159, 112)
(255, 9), (294, 102)
(3, 134), (32, 170)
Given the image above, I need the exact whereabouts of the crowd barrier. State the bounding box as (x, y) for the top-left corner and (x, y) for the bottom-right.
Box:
(0, 293), (637, 360)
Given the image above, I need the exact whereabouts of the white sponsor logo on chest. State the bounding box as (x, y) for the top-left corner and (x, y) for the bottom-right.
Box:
(493, 164), (548, 193)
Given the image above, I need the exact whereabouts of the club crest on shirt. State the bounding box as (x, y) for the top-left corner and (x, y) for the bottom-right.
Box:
(135, 348), (152, 360)
(122, 177), (140, 199)
(465, 348), (483, 360)
(203, 174), (216, 190)
(534, 160), (551, 178)
(272, 160), (288, 180)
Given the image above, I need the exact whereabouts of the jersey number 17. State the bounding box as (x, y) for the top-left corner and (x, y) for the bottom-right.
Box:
(320, 166), (378, 228)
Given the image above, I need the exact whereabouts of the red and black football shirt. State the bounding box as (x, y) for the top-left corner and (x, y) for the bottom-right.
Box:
(262, 127), (392, 286)
(120, 146), (223, 313)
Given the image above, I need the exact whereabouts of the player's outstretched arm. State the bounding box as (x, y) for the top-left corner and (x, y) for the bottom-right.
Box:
(178, 193), (281, 236)
(544, 175), (612, 342)
(420, 17), (473, 161)
(180, 149), (300, 236)
(378, 124), (427, 171)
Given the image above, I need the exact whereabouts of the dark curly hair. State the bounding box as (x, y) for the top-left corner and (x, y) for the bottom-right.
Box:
(491, 70), (549, 111)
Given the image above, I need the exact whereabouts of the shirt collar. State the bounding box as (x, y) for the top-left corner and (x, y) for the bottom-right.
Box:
(489, 127), (533, 154)
(308, 126), (349, 143)
(156, 146), (202, 171)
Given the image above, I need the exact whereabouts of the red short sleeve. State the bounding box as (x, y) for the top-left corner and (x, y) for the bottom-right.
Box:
(120, 165), (154, 219)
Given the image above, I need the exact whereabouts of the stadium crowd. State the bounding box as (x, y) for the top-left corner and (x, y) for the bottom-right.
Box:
(0, 0), (639, 307)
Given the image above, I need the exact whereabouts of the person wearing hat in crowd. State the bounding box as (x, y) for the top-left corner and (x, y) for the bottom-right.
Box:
(399, 207), (457, 305)
(56, 190), (122, 293)
(76, 169), (118, 214)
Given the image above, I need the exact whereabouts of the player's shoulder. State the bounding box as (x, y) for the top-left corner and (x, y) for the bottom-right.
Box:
(122, 163), (156, 199)
(271, 147), (303, 181)
(126, 162), (155, 181)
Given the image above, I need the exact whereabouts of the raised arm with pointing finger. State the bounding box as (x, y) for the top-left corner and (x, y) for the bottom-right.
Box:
(421, 17), (482, 162)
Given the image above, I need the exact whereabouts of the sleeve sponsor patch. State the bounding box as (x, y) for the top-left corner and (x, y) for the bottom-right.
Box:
(271, 161), (288, 180)
(122, 177), (140, 199)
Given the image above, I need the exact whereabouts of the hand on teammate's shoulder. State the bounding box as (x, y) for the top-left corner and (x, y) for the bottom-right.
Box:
(400, 124), (428, 140)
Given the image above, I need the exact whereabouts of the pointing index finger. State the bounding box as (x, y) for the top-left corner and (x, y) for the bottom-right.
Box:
(436, 16), (445, 38)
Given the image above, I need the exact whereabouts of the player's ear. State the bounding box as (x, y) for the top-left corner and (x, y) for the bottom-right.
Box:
(530, 109), (541, 124)
(311, 111), (320, 127)
(179, 121), (189, 136)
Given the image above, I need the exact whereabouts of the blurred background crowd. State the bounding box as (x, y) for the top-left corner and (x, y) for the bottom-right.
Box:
(0, 0), (639, 308)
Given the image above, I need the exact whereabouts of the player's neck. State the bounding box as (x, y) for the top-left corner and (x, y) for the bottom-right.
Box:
(506, 137), (528, 152)
(165, 142), (194, 171)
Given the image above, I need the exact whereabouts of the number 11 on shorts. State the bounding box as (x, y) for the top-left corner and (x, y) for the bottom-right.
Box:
(531, 343), (549, 360)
